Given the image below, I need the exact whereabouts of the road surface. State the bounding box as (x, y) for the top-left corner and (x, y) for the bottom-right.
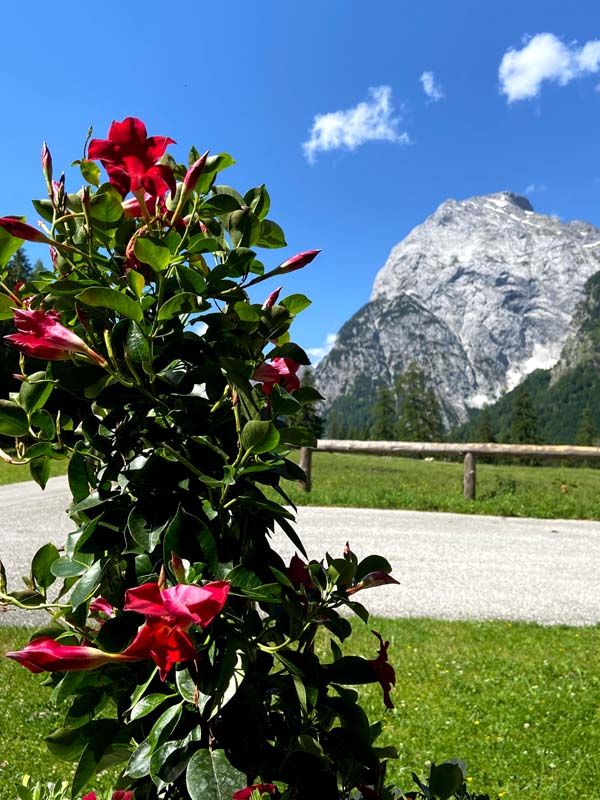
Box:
(1, 476), (599, 626)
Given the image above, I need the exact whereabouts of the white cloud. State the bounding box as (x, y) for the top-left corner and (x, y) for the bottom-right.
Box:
(306, 333), (337, 364)
(302, 86), (409, 164)
(524, 183), (548, 194)
(420, 70), (445, 102)
(499, 33), (600, 102)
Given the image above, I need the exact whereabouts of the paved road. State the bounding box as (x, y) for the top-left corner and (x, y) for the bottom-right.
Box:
(1, 476), (599, 626)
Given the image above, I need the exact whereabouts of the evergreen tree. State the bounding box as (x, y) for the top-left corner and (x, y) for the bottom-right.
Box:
(509, 386), (540, 444)
(395, 363), (443, 441)
(370, 386), (397, 440)
(475, 406), (496, 442)
(326, 410), (347, 439)
(1, 248), (34, 398)
(575, 405), (599, 446)
(290, 367), (325, 438)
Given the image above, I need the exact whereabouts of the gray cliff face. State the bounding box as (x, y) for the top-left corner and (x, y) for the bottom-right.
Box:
(317, 191), (600, 427)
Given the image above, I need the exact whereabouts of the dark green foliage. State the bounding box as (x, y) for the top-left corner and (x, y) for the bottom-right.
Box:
(324, 373), (376, 438)
(575, 405), (599, 445)
(509, 386), (539, 444)
(289, 367), (324, 438)
(370, 386), (396, 440)
(395, 363), (444, 442)
(474, 406), (495, 443)
(0, 248), (36, 401)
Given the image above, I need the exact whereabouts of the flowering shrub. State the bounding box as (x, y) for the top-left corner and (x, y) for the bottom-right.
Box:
(0, 119), (490, 800)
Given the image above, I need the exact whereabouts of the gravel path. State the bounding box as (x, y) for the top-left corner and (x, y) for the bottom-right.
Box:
(1, 477), (599, 626)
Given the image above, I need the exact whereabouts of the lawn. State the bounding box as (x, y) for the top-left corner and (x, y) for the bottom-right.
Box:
(276, 452), (600, 519)
(1, 621), (598, 799)
(3, 451), (600, 520)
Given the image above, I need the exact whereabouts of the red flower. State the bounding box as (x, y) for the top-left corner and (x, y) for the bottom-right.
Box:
(278, 249), (320, 273)
(88, 117), (176, 198)
(6, 636), (137, 674)
(346, 571), (400, 595)
(286, 554), (313, 589)
(5, 308), (106, 366)
(0, 216), (50, 243)
(123, 581), (230, 680)
(112, 792), (135, 800)
(89, 597), (115, 618)
(233, 784), (277, 799)
(369, 631), (396, 710)
(253, 357), (301, 395)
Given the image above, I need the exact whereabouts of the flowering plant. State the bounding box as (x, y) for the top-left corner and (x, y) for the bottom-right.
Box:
(0, 119), (403, 800)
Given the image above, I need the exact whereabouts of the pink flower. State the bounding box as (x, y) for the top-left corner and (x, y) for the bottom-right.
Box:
(123, 581), (230, 680)
(88, 117), (176, 198)
(369, 631), (395, 710)
(41, 142), (53, 185)
(6, 636), (138, 674)
(0, 216), (50, 244)
(253, 357), (301, 395)
(262, 286), (282, 309)
(89, 597), (115, 618)
(278, 249), (320, 273)
(346, 571), (400, 595)
(233, 784), (277, 799)
(4, 308), (106, 366)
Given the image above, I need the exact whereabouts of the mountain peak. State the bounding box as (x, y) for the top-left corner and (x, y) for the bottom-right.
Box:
(316, 192), (600, 432)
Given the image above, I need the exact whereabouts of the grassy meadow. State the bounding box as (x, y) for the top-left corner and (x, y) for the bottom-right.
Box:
(1, 621), (598, 799)
(3, 451), (600, 519)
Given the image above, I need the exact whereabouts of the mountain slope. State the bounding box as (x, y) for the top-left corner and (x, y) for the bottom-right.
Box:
(317, 192), (600, 431)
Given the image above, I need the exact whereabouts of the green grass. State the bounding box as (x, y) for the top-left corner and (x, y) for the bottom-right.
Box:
(2, 621), (599, 799)
(275, 452), (600, 519)
(3, 451), (600, 520)
(0, 458), (66, 487)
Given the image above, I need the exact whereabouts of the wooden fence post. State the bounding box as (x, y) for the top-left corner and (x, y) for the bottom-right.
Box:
(463, 451), (476, 500)
(298, 447), (313, 492)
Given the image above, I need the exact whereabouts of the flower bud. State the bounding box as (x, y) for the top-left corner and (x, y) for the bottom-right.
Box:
(182, 150), (209, 197)
(170, 553), (187, 583)
(278, 249), (321, 273)
(41, 142), (53, 188)
(0, 216), (50, 244)
(262, 286), (282, 309)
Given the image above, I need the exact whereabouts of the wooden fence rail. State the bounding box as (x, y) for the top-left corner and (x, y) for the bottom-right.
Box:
(298, 439), (600, 500)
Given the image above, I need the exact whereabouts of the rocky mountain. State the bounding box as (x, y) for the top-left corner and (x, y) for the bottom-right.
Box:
(316, 191), (600, 431)
(457, 271), (600, 445)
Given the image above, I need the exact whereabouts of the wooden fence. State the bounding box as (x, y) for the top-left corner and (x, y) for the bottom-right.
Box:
(298, 439), (600, 499)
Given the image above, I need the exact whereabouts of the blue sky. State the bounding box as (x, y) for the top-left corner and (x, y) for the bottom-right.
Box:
(1, 0), (600, 361)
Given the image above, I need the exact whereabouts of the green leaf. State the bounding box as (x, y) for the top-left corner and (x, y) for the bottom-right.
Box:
(67, 452), (89, 503)
(185, 235), (223, 254)
(429, 761), (465, 800)
(130, 692), (175, 721)
(0, 227), (24, 268)
(240, 420), (280, 454)
(281, 294), (312, 315)
(31, 543), (59, 590)
(0, 294), (13, 320)
(0, 400), (28, 436)
(125, 321), (151, 363)
(128, 506), (169, 552)
(51, 556), (92, 578)
(80, 160), (100, 187)
(228, 207), (261, 248)
(18, 372), (54, 414)
(127, 269), (145, 298)
(29, 456), (51, 489)
(157, 292), (200, 321)
(200, 194), (241, 215)
(69, 560), (103, 609)
(234, 301), (260, 322)
(355, 555), (393, 583)
(77, 287), (142, 322)
(30, 408), (56, 440)
(134, 238), (171, 272)
(256, 219), (287, 248)
(89, 184), (123, 224)
(244, 185), (271, 220)
(186, 748), (246, 800)
(279, 427), (317, 448)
